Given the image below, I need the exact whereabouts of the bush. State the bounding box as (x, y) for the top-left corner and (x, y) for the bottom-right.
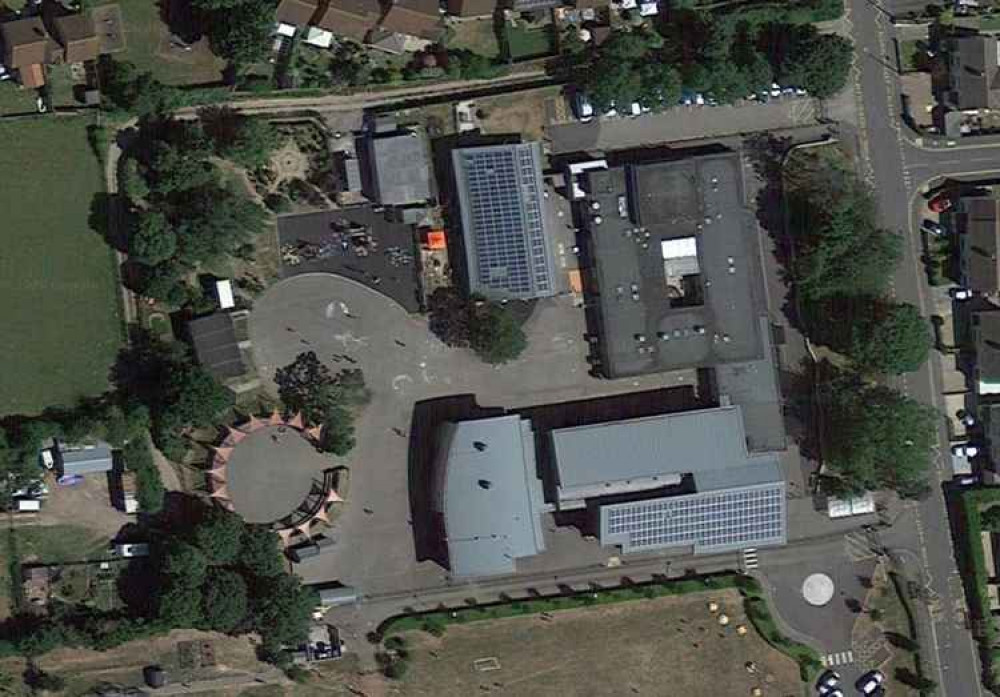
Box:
(284, 665), (311, 683)
(384, 659), (409, 679)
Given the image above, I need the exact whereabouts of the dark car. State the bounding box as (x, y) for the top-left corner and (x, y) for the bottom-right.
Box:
(856, 670), (885, 695)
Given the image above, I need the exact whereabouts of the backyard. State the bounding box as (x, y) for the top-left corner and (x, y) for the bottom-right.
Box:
(504, 21), (555, 61)
(95, 0), (226, 85)
(0, 116), (122, 416)
(391, 588), (803, 696)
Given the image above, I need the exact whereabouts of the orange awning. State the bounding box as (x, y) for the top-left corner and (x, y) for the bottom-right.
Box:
(425, 230), (447, 251)
(568, 269), (583, 294)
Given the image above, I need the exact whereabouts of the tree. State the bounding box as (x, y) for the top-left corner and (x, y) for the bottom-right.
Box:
(794, 192), (902, 301)
(201, 570), (249, 632)
(193, 509), (244, 564)
(172, 187), (268, 265)
(130, 211), (176, 265)
(848, 301), (931, 375)
(575, 29), (664, 111)
(239, 528), (285, 578)
(162, 541), (209, 586)
(320, 405), (356, 456)
(428, 287), (473, 347)
(776, 25), (853, 99)
(275, 351), (339, 423)
(158, 581), (203, 627)
(824, 379), (936, 498)
(638, 62), (682, 109)
(201, 107), (283, 171)
(120, 158), (150, 202)
(197, 0), (276, 68)
(983, 506), (1000, 532)
(145, 142), (217, 197)
(102, 60), (180, 117)
(251, 573), (317, 648)
(445, 49), (505, 80)
(894, 667), (937, 692)
(469, 303), (527, 365)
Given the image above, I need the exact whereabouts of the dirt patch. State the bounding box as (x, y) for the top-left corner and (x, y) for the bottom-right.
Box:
(476, 87), (561, 142)
(394, 589), (802, 697)
(39, 471), (132, 540)
(271, 143), (310, 188)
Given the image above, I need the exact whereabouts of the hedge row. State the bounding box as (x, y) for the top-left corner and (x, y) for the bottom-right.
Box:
(958, 489), (1000, 689)
(739, 578), (823, 682)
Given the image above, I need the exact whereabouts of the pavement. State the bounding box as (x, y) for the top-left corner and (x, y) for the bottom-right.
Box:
(839, 0), (1000, 692)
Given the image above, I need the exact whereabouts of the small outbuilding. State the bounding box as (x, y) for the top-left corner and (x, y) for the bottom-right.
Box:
(56, 440), (113, 477)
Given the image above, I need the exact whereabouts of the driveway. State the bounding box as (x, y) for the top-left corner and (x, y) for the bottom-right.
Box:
(249, 274), (679, 596)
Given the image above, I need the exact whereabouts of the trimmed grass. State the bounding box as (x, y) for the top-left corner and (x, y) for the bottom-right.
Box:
(899, 39), (923, 73)
(390, 586), (803, 697)
(504, 23), (554, 60)
(0, 116), (122, 416)
(449, 18), (501, 58)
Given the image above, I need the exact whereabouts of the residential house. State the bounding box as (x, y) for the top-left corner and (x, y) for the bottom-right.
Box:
(378, 0), (444, 48)
(445, 0), (496, 17)
(947, 34), (1000, 111)
(51, 14), (99, 64)
(0, 17), (55, 87)
(313, 0), (382, 43)
(276, 0), (321, 28)
(959, 195), (1000, 295)
(973, 308), (1000, 396)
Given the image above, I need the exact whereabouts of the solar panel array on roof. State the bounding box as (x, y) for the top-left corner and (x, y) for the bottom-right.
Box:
(600, 482), (786, 554)
(452, 143), (555, 300)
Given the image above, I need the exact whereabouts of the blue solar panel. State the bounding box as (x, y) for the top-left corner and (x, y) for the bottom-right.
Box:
(600, 483), (786, 553)
(454, 144), (554, 299)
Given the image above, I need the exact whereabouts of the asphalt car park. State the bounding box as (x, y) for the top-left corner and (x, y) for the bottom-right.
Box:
(276, 206), (422, 313)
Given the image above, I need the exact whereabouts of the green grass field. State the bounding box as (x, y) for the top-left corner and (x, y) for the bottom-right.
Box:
(505, 23), (554, 60)
(0, 116), (122, 416)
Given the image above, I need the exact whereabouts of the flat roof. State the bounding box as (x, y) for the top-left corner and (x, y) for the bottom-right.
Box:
(188, 312), (245, 380)
(551, 405), (783, 504)
(367, 129), (433, 206)
(452, 143), (557, 300)
(440, 416), (546, 577)
(582, 152), (766, 377)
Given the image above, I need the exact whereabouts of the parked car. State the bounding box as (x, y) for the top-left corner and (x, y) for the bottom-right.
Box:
(921, 219), (947, 236)
(856, 670), (885, 695)
(628, 102), (642, 117)
(769, 82), (782, 97)
(39, 449), (54, 470)
(950, 287), (974, 301)
(952, 443), (980, 458)
(816, 669), (840, 693)
(956, 474), (979, 487)
(574, 93), (594, 122)
(929, 192), (953, 213)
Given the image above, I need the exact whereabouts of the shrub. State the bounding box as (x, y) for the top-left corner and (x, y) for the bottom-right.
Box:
(384, 659), (409, 679)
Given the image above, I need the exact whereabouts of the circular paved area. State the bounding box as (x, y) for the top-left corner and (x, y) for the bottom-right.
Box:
(226, 425), (330, 524)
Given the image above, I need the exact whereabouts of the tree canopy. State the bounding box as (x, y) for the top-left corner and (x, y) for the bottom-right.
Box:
(823, 379), (936, 498)
(192, 0), (276, 68)
(775, 25), (853, 99)
(274, 351), (368, 455)
(848, 301), (931, 375)
(200, 107), (283, 171)
(193, 509), (245, 565)
(469, 303), (528, 365)
(202, 570), (249, 632)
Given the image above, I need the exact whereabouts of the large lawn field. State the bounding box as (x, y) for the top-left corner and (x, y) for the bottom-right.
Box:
(394, 588), (802, 697)
(0, 116), (122, 416)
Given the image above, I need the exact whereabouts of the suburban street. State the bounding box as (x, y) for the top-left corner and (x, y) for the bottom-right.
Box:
(845, 0), (1000, 693)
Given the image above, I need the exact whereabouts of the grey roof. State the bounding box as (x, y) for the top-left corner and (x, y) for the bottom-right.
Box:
(452, 143), (557, 300)
(961, 196), (1000, 294)
(188, 312), (245, 380)
(439, 416), (546, 577)
(976, 309), (1000, 383)
(550, 405), (781, 505)
(715, 316), (786, 453)
(950, 35), (1000, 111)
(981, 402), (1000, 466)
(365, 129), (433, 205)
(581, 152), (766, 378)
(57, 440), (113, 476)
(599, 481), (786, 554)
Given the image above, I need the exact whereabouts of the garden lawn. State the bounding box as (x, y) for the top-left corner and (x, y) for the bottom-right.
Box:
(0, 116), (122, 416)
(505, 23), (553, 60)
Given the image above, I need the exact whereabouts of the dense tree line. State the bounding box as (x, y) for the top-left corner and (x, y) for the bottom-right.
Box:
(571, 11), (853, 111)
(118, 104), (278, 308)
(3, 501), (315, 665)
(777, 145), (933, 497)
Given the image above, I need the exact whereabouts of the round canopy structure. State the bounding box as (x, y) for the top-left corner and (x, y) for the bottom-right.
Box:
(802, 573), (836, 607)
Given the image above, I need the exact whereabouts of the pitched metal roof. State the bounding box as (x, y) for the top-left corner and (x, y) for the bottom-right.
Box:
(551, 405), (763, 503)
(188, 312), (245, 380)
(439, 416), (547, 577)
(58, 441), (114, 476)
